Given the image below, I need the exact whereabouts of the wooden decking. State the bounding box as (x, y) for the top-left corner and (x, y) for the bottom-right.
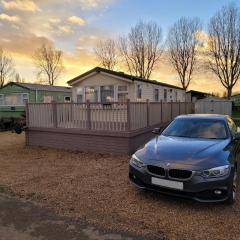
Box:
(26, 101), (194, 154)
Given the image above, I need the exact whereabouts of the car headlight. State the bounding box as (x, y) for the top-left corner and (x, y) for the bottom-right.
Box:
(131, 154), (144, 168)
(196, 165), (230, 178)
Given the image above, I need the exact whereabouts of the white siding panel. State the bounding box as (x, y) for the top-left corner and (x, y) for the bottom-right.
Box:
(71, 72), (186, 102)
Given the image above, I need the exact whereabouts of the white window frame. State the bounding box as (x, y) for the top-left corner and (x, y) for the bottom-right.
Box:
(164, 89), (167, 102)
(22, 93), (29, 102)
(136, 84), (142, 100)
(85, 86), (99, 102)
(100, 85), (114, 103)
(82, 85), (115, 103)
(154, 88), (159, 102)
(76, 87), (84, 103)
(117, 85), (128, 102)
(0, 93), (29, 106)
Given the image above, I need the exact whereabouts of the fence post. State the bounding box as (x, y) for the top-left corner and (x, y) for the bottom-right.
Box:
(146, 99), (150, 127)
(185, 101), (187, 114)
(192, 102), (195, 113)
(126, 99), (131, 131)
(86, 100), (91, 130)
(24, 99), (29, 128)
(170, 100), (173, 119)
(178, 100), (181, 115)
(160, 100), (163, 123)
(70, 100), (74, 122)
(52, 100), (58, 128)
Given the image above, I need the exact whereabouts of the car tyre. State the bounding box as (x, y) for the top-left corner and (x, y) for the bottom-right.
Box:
(226, 167), (238, 205)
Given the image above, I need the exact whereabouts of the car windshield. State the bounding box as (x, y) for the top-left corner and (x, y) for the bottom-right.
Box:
(162, 118), (228, 139)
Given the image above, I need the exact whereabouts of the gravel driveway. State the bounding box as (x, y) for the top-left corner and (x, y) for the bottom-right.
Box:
(0, 132), (240, 240)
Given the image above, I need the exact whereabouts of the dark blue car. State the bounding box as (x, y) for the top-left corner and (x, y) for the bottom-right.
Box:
(129, 114), (240, 204)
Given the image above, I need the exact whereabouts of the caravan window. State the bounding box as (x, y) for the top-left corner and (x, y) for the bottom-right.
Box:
(100, 85), (114, 102)
(23, 94), (28, 102)
(76, 87), (84, 103)
(137, 85), (142, 99)
(118, 85), (128, 102)
(43, 96), (53, 103)
(64, 96), (71, 102)
(154, 89), (159, 102)
(164, 89), (167, 101)
(0, 93), (29, 106)
(85, 86), (98, 102)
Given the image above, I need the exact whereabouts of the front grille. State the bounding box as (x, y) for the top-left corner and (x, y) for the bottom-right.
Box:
(168, 169), (192, 179)
(147, 165), (165, 177)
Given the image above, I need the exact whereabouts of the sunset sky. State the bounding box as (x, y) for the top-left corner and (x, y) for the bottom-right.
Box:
(0, 0), (239, 94)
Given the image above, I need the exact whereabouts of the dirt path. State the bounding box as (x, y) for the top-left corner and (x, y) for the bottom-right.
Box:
(0, 193), (141, 240)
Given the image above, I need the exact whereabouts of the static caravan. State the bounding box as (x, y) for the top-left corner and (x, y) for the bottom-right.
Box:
(0, 82), (71, 128)
(68, 67), (186, 103)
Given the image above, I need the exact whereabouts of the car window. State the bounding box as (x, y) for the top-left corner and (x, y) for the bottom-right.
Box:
(162, 118), (228, 139)
(227, 117), (237, 136)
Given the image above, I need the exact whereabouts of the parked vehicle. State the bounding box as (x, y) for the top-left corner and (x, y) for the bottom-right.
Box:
(129, 114), (240, 204)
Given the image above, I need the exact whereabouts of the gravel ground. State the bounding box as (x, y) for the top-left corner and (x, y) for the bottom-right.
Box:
(0, 132), (240, 240)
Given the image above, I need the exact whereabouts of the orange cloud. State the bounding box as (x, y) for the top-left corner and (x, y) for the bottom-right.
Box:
(0, 34), (52, 56)
(78, 0), (113, 9)
(49, 18), (61, 24)
(1, 0), (40, 12)
(59, 25), (72, 33)
(0, 13), (20, 22)
(68, 16), (86, 26)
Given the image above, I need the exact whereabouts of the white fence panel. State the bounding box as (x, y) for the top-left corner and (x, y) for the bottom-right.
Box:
(28, 103), (54, 128)
(27, 101), (194, 131)
(130, 103), (148, 130)
(195, 100), (232, 115)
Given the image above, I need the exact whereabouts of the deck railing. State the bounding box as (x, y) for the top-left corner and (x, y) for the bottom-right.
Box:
(26, 100), (194, 132)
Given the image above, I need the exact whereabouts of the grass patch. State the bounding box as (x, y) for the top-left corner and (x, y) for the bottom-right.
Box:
(232, 110), (240, 119)
(232, 110), (240, 126)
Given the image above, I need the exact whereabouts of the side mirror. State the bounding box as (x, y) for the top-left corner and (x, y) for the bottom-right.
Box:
(152, 128), (162, 134)
(234, 132), (240, 140)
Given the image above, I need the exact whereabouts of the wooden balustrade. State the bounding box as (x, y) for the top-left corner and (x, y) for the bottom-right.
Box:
(26, 100), (194, 132)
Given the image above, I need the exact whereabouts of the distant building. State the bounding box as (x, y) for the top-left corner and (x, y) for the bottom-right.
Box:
(68, 67), (186, 103)
(195, 96), (232, 115)
(186, 90), (211, 102)
(0, 82), (72, 124)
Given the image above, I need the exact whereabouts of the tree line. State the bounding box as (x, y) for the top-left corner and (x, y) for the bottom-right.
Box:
(95, 2), (240, 99)
(0, 44), (63, 88)
(0, 2), (240, 99)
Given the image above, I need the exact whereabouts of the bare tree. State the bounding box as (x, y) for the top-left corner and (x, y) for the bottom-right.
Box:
(208, 3), (240, 99)
(0, 48), (15, 88)
(33, 44), (63, 85)
(119, 21), (162, 79)
(167, 17), (201, 90)
(94, 39), (117, 70)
